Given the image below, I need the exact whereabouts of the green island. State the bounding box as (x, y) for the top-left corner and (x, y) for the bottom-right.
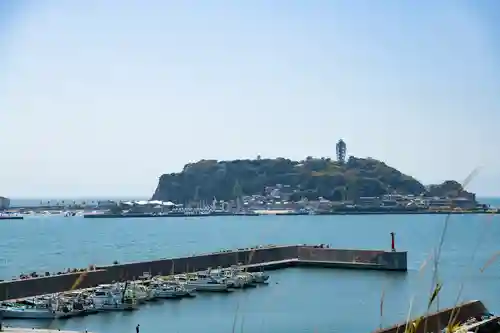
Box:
(151, 155), (486, 214)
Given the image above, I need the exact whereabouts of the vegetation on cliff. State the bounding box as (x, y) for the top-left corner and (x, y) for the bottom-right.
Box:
(151, 156), (475, 203)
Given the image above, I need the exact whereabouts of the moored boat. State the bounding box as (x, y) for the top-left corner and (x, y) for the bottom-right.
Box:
(149, 281), (182, 299)
(250, 271), (270, 283)
(91, 286), (138, 311)
(0, 297), (81, 319)
(126, 282), (155, 302)
(175, 273), (230, 292)
(207, 268), (247, 288)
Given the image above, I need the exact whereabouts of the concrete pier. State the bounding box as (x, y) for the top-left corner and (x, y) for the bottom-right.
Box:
(373, 300), (492, 333)
(297, 247), (407, 271)
(0, 244), (407, 301)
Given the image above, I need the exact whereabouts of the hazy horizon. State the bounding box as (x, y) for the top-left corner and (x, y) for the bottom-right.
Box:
(1, 1), (500, 197)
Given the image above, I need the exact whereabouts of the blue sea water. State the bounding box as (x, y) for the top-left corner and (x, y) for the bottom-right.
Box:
(0, 197), (499, 333)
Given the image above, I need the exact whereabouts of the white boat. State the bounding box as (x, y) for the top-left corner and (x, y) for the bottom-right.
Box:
(227, 265), (269, 284)
(0, 306), (58, 319)
(126, 282), (155, 302)
(0, 298), (78, 319)
(160, 277), (197, 296)
(149, 282), (181, 299)
(250, 271), (270, 283)
(95, 283), (122, 298)
(169, 283), (196, 297)
(175, 273), (229, 292)
(229, 268), (255, 287)
(92, 288), (138, 311)
(207, 268), (246, 288)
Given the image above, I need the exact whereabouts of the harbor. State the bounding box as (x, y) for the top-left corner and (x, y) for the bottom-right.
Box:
(0, 209), (497, 221)
(0, 208), (498, 333)
(4, 274), (498, 333)
(0, 265), (270, 320)
(0, 243), (407, 301)
(1, 191), (498, 220)
(2, 0), (499, 329)
(0, 204), (497, 221)
(0, 242), (410, 330)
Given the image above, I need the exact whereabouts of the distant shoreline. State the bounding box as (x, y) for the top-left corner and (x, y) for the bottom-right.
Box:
(81, 210), (498, 219)
(1, 206), (498, 220)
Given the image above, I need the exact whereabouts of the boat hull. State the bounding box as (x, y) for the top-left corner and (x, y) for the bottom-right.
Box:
(251, 273), (270, 283)
(94, 303), (138, 311)
(0, 307), (75, 319)
(154, 290), (180, 299)
(185, 283), (229, 292)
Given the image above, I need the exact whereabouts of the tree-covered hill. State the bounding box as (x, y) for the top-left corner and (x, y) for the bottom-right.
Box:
(151, 156), (475, 203)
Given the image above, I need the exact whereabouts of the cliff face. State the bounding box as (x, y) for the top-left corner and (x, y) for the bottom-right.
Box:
(151, 157), (475, 203)
(426, 180), (476, 201)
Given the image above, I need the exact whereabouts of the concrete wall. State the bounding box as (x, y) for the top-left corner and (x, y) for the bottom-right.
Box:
(298, 247), (385, 263)
(375, 251), (407, 271)
(0, 246), (298, 301)
(0, 270), (110, 301)
(297, 247), (407, 271)
(373, 300), (488, 333)
(99, 245), (299, 281)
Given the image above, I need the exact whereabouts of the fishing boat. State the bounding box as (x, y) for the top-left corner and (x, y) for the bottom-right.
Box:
(228, 264), (270, 284)
(91, 283), (138, 311)
(250, 271), (270, 283)
(0, 297), (79, 319)
(126, 282), (155, 302)
(167, 283), (196, 297)
(175, 273), (230, 292)
(158, 276), (197, 296)
(149, 281), (182, 299)
(207, 268), (247, 288)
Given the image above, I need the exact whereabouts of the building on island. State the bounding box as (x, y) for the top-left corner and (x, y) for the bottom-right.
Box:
(0, 196), (11, 210)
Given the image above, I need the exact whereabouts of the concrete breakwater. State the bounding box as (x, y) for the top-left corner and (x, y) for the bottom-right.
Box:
(0, 245), (407, 301)
(374, 300), (493, 333)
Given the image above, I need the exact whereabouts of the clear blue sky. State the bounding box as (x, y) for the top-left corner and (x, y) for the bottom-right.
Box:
(0, 0), (499, 198)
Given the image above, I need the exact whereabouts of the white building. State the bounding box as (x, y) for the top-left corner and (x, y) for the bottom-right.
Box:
(0, 196), (11, 210)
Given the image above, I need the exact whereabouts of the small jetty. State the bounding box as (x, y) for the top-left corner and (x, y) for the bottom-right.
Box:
(374, 300), (499, 333)
(0, 236), (407, 327)
(0, 239), (407, 302)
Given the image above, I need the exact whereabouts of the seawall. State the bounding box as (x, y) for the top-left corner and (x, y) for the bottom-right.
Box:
(373, 300), (489, 333)
(0, 245), (407, 301)
(297, 247), (407, 271)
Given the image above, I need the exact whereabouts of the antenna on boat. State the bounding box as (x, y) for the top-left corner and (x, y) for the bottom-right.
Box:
(122, 281), (128, 301)
(390, 232), (396, 252)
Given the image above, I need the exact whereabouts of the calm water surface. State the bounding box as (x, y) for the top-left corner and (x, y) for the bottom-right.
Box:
(1, 207), (500, 333)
